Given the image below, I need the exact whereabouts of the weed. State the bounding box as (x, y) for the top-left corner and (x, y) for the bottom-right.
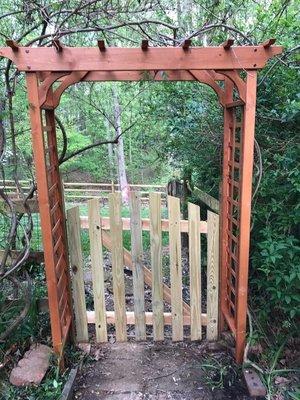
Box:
(200, 356), (239, 391)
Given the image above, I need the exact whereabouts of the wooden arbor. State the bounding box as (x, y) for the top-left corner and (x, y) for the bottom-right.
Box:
(0, 39), (282, 363)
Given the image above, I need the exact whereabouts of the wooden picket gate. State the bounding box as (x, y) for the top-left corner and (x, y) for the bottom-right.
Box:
(66, 192), (219, 343)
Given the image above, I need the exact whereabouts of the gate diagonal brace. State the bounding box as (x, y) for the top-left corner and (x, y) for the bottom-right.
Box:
(101, 230), (191, 316)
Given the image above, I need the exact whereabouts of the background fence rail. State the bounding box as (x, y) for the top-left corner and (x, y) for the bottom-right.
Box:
(1, 180), (167, 203)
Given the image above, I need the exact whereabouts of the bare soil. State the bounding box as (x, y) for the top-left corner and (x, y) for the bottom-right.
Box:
(73, 341), (251, 400)
(76, 247), (251, 399)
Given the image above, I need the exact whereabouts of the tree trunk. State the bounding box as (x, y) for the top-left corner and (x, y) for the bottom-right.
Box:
(105, 118), (115, 181)
(112, 87), (130, 204)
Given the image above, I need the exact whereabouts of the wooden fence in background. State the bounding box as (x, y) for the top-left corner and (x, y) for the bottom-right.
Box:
(67, 192), (219, 342)
(1, 180), (166, 204)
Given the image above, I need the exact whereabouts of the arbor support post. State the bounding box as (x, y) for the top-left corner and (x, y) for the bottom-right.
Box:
(235, 71), (257, 363)
(26, 73), (73, 362)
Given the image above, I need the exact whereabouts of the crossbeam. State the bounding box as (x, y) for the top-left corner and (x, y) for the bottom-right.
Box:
(0, 45), (282, 71)
(56, 70), (226, 82)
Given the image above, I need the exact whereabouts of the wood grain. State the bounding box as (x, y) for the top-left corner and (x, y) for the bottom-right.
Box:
(87, 310), (208, 326)
(168, 196), (183, 341)
(67, 206), (88, 342)
(80, 215), (207, 233)
(2, 46), (283, 72)
(207, 211), (219, 340)
(188, 202), (202, 340)
(149, 192), (164, 341)
(109, 193), (127, 341)
(88, 198), (107, 342)
(129, 192), (146, 340)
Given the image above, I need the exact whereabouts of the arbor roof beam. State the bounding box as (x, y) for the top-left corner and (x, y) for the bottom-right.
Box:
(0, 45), (283, 71)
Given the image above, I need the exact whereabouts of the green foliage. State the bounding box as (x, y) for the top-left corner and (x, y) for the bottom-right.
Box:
(0, 360), (66, 400)
(0, 1), (299, 397)
(200, 356), (239, 391)
(252, 233), (300, 321)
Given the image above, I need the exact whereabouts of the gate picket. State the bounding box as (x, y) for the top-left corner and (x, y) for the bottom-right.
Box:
(149, 192), (164, 341)
(129, 192), (146, 340)
(69, 192), (220, 345)
(88, 198), (107, 342)
(109, 193), (127, 341)
(207, 211), (219, 340)
(67, 206), (88, 342)
(168, 196), (183, 341)
(188, 202), (202, 340)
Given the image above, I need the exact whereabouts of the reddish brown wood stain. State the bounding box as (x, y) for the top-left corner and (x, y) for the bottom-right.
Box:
(0, 42), (282, 363)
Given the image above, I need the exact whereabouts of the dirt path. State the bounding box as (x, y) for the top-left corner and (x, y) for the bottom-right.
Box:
(73, 342), (251, 400)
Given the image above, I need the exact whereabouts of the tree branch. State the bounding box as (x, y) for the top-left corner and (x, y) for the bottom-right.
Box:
(60, 121), (137, 164)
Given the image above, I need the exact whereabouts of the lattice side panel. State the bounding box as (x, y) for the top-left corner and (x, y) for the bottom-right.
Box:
(221, 104), (244, 334)
(43, 109), (72, 345)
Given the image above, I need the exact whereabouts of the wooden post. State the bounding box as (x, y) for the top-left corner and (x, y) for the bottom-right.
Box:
(25, 73), (63, 354)
(235, 71), (257, 363)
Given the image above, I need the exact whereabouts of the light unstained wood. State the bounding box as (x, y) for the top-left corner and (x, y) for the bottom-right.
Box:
(66, 194), (155, 202)
(207, 211), (220, 340)
(80, 215), (207, 233)
(64, 188), (165, 195)
(188, 184), (220, 214)
(62, 182), (165, 189)
(168, 195), (183, 341)
(66, 206), (88, 342)
(100, 229), (191, 316)
(130, 191), (146, 340)
(188, 202), (202, 340)
(87, 310), (208, 326)
(88, 198), (107, 342)
(149, 192), (164, 341)
(109, 192), (127, 341)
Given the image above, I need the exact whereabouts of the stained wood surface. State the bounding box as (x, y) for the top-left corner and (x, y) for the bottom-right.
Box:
(88, 198), (107, 342)
(149, 192), (164, 341)
(129, 191), (146, 340)
(26, 73), (65, 355)
(207, 211), (219, 340)
(235, 71), (257, 363)
(1, 46), (283, 72)
(188, 202), (202, 340)
(168, 196), (183, 341)
(109, 193), (127, 341)
(67, 206), (88, 342)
